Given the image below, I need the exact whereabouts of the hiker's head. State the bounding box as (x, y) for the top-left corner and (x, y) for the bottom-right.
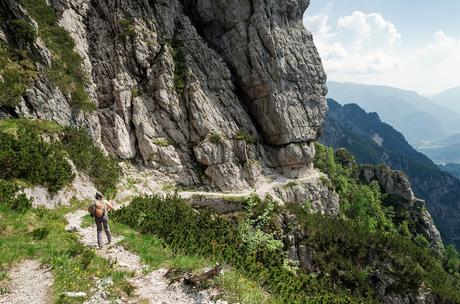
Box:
(95, 192), (103, 200)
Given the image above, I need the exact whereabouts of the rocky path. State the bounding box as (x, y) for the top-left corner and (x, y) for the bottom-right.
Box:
(179, 169), (322, 200)
(0, 260), (53, 304)
(65, 210), (224, 304)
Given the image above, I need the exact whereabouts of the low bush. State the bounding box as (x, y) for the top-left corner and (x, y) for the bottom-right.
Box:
(113, 195), (365, 303)
(0, 179), (32, 213)
(31, 227), (50, 240)
(0, 119), (120, 196)
(287, 206), (460, 302)
(0, 126), (74, 192)
(208, 132), (224, 145)
(8, 19), (37, 43)
(235, 130), (257, 144)
(314, 143), (398, 234)
(171, 44), (188, 94)
(61, 127), (120, 197)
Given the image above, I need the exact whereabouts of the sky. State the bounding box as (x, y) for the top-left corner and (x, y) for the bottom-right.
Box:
(303, 0), (460, 95)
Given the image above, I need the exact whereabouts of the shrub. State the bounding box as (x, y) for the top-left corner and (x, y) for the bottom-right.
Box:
(8, 19), (37, 43)
(61, 127), (121, 197)
(0, 179), (32, 212)
(0, 127), (74, 192)
(208, 132), (224, 145)
(235, 130), (257, 144)
(119, 19), (136, 39)
(152, 138), (171, 147)
(130, 87), (141, 97)
(113, 195), (365, 303)
(171, 44), (188, 94)
(314, 143), (396, 233)
(31, 227), (50, 240)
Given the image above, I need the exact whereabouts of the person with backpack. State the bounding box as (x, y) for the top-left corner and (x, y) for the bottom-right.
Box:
(89, 192), (114, 249)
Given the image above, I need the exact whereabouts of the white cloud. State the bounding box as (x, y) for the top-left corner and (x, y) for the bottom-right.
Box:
(418, 30), (460, 64)
(304, 11), (401, 75)
(408, 31), (460, 93)
(337, 11), (371, 43)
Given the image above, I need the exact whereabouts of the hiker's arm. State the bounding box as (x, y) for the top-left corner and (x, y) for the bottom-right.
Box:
(107, 201), (114, 210)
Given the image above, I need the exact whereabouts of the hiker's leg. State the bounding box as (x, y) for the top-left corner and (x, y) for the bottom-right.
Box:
(95, 219), (103, 248)
(103, 218), (112, 244)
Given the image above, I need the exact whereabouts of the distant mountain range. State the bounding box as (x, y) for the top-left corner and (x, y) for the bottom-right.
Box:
(432, 86), (460, 114)
(321, 99), (460, 248)
(417, 133), (460, 164)
(327, 81), (460, 145)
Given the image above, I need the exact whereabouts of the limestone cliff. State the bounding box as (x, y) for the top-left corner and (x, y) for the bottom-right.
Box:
(0, 0), (327, 191)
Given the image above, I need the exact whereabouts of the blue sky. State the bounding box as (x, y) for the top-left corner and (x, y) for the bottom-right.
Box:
(304, 0), (460, 94)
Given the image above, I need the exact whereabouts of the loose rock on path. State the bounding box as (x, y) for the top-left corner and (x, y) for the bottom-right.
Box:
(0, 260), (53, 304)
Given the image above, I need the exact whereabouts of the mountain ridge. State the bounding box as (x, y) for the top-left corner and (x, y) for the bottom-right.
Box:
(321, 98), (460, 248)
(433, 86), (460, 114)
(326, 81), (460, 144)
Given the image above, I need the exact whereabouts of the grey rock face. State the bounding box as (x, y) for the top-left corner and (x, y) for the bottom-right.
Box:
(1, 0), (327, 191)
(187, 0), (328, 146)
(273, 175), (339, 216)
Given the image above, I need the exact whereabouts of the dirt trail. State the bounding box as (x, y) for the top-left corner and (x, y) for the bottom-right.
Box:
(65, 210), (224, 304)
(0, 260), (53, 304)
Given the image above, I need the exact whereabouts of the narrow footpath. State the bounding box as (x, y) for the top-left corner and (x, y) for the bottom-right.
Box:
(65, 210), (225, 304)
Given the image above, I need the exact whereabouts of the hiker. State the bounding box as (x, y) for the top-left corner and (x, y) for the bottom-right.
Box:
(92, 192), (114, 249)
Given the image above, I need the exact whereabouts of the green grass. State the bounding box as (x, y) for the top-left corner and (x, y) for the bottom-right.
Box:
(8, 19), (37, 43)
(0, 202), (133, 303)
(117, 225), (208, 272)
(0, 120), (20, 136)
(215, 271), (274, 304)
(161, 183), (176, 193)
(0, 118), (63, 136)
(119, 19), (136, 40)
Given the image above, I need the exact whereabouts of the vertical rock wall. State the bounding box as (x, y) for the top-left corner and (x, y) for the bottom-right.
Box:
(0, 0), (328, 191)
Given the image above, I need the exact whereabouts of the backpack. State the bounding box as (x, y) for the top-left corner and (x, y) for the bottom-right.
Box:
(88, 203), (97, 217)
(88, 201), (106, 218)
